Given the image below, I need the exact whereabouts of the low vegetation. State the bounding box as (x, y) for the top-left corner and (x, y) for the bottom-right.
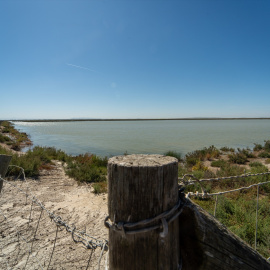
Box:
(185, 145), (220, 167)
(0, 121), (32, 150)
(65, 153), (107, 183)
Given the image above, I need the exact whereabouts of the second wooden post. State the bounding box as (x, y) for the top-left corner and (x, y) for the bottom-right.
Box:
(0, 154), (12, 193)
(107, 154), (180, 270)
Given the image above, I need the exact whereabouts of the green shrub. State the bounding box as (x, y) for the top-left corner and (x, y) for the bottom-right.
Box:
(164, 151), (182, 161)
(0, 145), (72, 178)
(238, 148), (256, 158)
(185, 156), (198, 167)
(185, 145), (220, 167)
(65, 153), (107, 183)
(253, 143), (263, 151)
(229, 152), (248, 164)
(263, 140), (270, 152)
(0, 134), (11, 143)
(258, 152), (270, 158)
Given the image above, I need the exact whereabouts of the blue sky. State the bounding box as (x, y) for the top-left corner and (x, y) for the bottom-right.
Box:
(1, 0), (270, 119)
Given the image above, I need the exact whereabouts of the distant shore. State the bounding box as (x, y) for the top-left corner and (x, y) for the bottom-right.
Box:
(4, 117), (270, 122)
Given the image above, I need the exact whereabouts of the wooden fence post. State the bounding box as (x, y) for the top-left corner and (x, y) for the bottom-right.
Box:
(107, 154), (180, 270)
(0, 154), (12, 193)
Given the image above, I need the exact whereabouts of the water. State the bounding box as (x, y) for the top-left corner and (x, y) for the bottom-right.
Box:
(13, 120), (270, 157)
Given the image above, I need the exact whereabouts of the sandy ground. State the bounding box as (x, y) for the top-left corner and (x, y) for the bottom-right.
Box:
(0, 161), (109, 270)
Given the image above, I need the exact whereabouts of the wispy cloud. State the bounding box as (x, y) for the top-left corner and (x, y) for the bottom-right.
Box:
(66, 63), (96, 72)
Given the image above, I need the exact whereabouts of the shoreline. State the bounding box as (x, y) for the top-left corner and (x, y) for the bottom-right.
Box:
(3, 117), (270, 123)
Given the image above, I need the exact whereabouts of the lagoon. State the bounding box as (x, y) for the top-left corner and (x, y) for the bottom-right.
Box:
(13, 119), (270, 157)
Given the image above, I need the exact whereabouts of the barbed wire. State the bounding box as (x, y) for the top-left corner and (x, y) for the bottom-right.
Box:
(1, 171), (108, 250)
(181, 171), (270, 254)
(186, 179), (270, 198)
(0, 165), (109, 270)
(179, 171), (270, 186)
(178, 172), (270, 198)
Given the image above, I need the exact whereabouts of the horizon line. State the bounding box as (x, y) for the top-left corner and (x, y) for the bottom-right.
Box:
(3, 117), (270, 122)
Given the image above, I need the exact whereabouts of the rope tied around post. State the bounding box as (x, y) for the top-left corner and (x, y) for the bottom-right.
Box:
(104, 191), (186, 237)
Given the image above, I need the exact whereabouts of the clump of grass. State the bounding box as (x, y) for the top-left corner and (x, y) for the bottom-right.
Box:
(164, 151), (182, 161)
(265, 158), (270, 164)
(93, 181), (107, 194)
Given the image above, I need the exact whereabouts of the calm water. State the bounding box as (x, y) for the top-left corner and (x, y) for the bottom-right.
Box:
(13, 120), (270, 157)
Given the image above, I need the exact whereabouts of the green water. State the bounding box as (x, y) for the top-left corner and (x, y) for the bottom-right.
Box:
(13, 120), (270, 157)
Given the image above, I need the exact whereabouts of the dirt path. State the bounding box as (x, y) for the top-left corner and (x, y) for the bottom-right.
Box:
(0, 162), (109, 269)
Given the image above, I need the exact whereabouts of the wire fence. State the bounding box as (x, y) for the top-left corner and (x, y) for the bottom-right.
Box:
(179, 171), (270, 258)
(0, 165), (109, 270)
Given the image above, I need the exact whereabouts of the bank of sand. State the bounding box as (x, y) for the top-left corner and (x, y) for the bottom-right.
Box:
(0, 161), (109, 269)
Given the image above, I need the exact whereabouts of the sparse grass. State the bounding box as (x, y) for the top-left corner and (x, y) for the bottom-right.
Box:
(93, 181), (107, 194)
(203, 195), (270, 258)
(216, 163), (245, 177)
(249, 161), (264, 168)
(265, 158), (270, 164)
(211, 159), (228, 168)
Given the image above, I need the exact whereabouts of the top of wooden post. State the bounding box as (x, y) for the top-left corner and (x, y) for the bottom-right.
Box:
(108, 154), (178, 167)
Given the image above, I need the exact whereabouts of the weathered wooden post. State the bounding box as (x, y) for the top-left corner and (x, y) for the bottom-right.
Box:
(0, 154), (12, 193)
(106, 154), (180, 270)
